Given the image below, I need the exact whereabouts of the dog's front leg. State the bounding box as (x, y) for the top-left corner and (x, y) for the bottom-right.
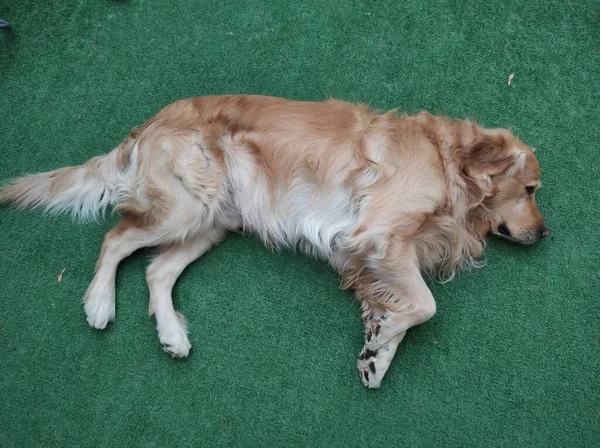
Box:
(355, 242), (436, 388)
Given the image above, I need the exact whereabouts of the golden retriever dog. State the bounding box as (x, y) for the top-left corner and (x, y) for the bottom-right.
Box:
(0, 95), (548, 388)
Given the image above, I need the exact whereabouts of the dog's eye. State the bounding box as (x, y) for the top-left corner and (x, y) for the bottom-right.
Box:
(525, 186), (535, 195)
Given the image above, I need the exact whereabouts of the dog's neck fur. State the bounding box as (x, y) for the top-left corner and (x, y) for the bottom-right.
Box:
(413, 116), (493, 280)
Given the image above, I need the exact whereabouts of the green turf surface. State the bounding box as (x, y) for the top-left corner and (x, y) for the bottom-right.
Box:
(0, 0), (598, 446)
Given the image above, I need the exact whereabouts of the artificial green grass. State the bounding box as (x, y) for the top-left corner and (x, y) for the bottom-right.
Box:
(0, 1), (598, 446)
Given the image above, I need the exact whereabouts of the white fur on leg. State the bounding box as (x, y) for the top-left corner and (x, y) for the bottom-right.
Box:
(149, 275), (193, 358)
(157, 312), (191, 358)
(147, 231), (224, 358)
(83, 225), (166, 330)
(83, 270), (116, 329)
(366, 295), (436, 352)
(358, 332), (405, 388)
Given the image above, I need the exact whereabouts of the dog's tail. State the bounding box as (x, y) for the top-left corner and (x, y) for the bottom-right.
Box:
(0, 139), (136, 221)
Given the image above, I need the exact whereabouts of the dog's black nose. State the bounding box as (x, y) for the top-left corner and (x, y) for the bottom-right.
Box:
(497, 223), (511, 237)
(539, 226), (550, 239)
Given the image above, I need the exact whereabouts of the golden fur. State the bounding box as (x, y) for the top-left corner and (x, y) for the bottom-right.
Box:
(0, 95), (548, 387)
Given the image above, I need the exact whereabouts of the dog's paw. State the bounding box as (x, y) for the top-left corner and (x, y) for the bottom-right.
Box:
(357, 340), (398, 389)
(158, 317), (191, 358)
(84, 288), (115, 330)
(364, 312), (393, 351)
(358, 348), (384, 388)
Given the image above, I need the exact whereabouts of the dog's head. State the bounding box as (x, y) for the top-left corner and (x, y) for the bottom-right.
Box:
(466, 128), (549, 245)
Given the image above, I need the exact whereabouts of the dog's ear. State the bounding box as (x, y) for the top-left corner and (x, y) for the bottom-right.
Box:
(464, 132), (524, 195)
(466, 134), (512, 177)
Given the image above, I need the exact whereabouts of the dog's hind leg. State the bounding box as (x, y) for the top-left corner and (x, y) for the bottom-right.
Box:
(84, 217), (173, 329)
(146, 227), (227, 358)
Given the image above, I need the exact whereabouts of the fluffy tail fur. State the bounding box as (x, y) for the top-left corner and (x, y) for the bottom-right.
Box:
(0, 144), (133, 221)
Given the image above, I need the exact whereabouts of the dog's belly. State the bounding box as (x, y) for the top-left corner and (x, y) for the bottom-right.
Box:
(224, 151), (359, 269)
(240, 183), (358, 268)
